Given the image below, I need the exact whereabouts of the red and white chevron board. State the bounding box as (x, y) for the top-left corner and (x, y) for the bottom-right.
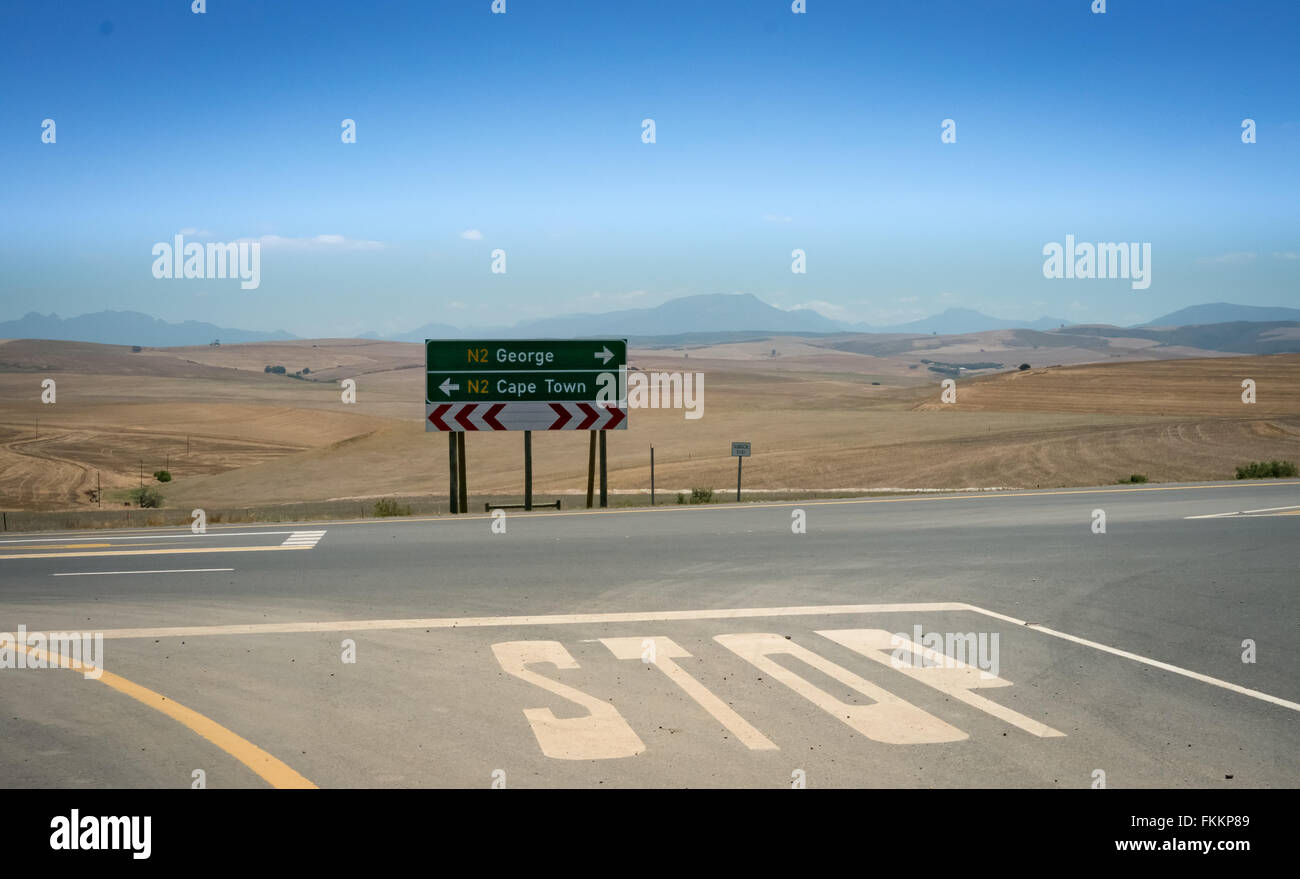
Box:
(425, 401), (627, 432)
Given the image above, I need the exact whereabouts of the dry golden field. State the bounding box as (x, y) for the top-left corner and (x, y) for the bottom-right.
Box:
(1, 337), (1297, 511)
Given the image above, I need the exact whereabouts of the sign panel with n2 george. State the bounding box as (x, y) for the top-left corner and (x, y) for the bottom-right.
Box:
(425, 339), (628, 432)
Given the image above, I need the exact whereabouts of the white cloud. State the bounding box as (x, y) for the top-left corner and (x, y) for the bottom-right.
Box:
(896, 296), (919, 303)
(762, 213), (792, 223)
(569, 290), (651, 311)
(1272, 251), (1298, 260)
(863, 307), (927, 324)
(179, 227), (212, 237)
(786, 300), (847, 318)
(460, 229), (484, 240)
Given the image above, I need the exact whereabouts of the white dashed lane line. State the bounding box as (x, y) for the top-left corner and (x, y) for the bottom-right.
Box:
(52, 568), (236, 577)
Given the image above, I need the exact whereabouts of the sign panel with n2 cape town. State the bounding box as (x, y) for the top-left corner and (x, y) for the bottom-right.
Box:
(424, 339), (629, 431)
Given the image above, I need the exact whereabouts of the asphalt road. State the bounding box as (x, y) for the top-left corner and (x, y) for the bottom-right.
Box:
(1, 480), (1297, 788)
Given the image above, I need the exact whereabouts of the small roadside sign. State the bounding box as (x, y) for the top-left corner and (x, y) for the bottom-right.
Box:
(731, 442), (751, 502)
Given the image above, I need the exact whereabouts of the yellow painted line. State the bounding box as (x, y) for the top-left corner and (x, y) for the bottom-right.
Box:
(9, 642), (316, 789)
(0, 545), (310, 561)
(18, 542), (189, 552)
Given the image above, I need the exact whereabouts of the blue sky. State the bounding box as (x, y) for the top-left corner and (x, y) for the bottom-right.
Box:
(2, 0), (1297, 336)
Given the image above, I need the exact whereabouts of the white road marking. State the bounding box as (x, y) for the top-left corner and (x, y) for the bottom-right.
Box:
(1185, 504), (1300, 519)
(280, 530), (327, 547)
(491, 640), (645, 760)
(52, 568), (235, 577)
(817, 628), (1065, 737)
(972, 606), (1300, 713)
(0, 531), (298, 545)
(715, 632), (966, 744)
(600, 636), (778, 751)
(87, 603), (968, 639)
(73, 601), (1300, 714)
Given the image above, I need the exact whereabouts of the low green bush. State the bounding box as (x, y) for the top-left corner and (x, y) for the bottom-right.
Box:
(689, 487), (714, 504)
(373, 498), (412, 516)
(129, 487), (164, 508)
(1235, 460), (1298, 479)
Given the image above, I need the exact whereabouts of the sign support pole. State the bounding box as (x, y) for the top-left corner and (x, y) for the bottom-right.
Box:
(524, 430), (533, 511)
(586, 431), (596, 508)
(457, 432), (468, 513)
(448, 432), (459, 514)
(599, 430), (608, 508)
(650, 447), (655, 506)
(736, 455), (742, 503)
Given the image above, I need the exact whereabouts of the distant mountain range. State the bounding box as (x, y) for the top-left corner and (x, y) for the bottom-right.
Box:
(3, 296), (1298, 347)
(1138, 302), (1300, 327)
(855, 308), (1070, 335)
(0, 310), (297, 347)
(378, 294), (842, 340)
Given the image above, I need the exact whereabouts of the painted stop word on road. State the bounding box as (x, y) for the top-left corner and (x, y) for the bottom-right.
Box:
(491, 628), (1063, 760)
(425, 339), (628, 431)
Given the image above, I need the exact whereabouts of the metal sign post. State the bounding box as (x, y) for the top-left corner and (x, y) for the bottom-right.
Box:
(599, 431), (608, 508)
(457, 432), (467, 513)
(586, 431), (596, 508)
(448, 433), (459, 514)
(524, 430), (533, 511)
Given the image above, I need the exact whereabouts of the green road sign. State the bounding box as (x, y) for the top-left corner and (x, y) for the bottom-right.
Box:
(427, 369), (623, 403)
(426, 340), (626, 373)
